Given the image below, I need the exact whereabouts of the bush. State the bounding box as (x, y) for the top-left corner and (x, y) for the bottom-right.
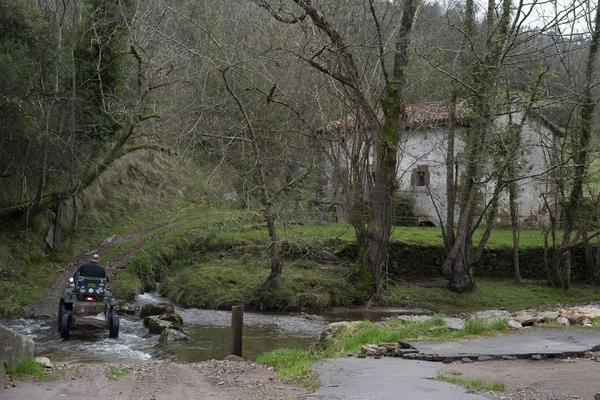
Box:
(113, 271), (142, 300)
(161, 261), (263, 309)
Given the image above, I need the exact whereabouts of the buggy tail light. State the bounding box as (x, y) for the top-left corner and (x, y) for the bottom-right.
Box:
(84, 296), (96, 302)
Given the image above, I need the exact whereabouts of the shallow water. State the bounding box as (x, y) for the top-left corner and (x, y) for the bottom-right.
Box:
(2, 291), (327, 363)
(2, 317), (156, 363)
(2, 291), (427, 364)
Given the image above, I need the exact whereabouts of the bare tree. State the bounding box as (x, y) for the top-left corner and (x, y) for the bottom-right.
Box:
(253, 0), (421, 300)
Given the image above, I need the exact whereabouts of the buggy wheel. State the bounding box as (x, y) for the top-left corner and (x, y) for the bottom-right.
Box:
(59, 312), (71, 340)
(109, 314), (120, 339)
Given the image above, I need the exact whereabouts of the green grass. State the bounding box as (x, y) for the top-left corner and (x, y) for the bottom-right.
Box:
(107, 367), (130, 380)
(257, 317), (508, 387)
(0, 236), (61, 317)
(257, 348), (320, 388)
(99, 203), (216, 264)
(160, 256), (358, 310)
(210, 223), (547, 250)
(6, 359), (56, 382)
(113, 271), (143, 300)
(387, 278), (600, 314)
(436, 374), (506, 391)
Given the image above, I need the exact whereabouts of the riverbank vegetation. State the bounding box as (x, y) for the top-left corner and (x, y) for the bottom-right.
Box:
(103, 203), (600, 312)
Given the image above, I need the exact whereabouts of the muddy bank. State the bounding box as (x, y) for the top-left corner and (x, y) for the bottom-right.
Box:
(1, 360), (305, 400)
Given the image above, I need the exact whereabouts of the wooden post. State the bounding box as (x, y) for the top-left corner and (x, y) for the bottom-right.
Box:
(231, 305), (243, 357)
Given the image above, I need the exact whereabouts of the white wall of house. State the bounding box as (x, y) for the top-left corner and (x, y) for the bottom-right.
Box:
(321, 107), (556, 228)
(397, 127), (464, 226)
(396, 113), (554, 227)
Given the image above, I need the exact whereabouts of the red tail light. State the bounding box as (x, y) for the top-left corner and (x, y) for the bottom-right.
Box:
(84, 296), (96, 302)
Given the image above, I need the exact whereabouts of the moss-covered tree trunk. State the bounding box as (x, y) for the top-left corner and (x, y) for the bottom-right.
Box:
(363, 0), (419, 299)
(509, 186), (521, 282)
(555, 0), (600, 289)
(443, 0), (514, 292)
(444, 90), (458, 259)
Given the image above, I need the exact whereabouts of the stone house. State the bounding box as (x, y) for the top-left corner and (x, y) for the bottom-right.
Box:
(321, 101), (560, 227)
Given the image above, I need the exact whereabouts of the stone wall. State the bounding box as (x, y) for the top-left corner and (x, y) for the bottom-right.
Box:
(0, 324), (34, 379)
(338, 242), (589, 281)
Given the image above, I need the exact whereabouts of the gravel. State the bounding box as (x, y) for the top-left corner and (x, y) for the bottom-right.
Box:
(1, 360), (305, 400)
(482, 388), (583, 400)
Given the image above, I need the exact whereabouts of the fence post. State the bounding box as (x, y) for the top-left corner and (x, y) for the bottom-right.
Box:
(231, 305), (244, 357)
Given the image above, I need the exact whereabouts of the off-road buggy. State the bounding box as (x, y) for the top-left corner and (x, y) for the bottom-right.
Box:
(58, 264), (119, 340)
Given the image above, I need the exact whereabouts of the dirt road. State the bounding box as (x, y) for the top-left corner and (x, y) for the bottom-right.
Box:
(439, 358), (600, 400)
(1, 360), (305, 400)
(27, 221), (182, 319)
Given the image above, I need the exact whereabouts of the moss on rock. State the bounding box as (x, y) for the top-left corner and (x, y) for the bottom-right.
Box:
(139, 303), (174, 318)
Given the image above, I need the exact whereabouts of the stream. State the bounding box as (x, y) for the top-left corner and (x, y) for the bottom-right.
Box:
(2, 291), (323, 363)
(2, 291), (427, 364)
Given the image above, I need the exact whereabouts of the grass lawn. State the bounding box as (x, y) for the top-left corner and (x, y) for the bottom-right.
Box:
(387, 278), (600, 314)
(223, 222), (547, 249)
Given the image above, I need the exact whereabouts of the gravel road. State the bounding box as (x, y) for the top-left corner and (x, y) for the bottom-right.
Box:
(1, 360), (305, 400)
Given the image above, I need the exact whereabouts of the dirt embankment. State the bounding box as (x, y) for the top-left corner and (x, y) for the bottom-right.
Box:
(1, 360), (305, 400)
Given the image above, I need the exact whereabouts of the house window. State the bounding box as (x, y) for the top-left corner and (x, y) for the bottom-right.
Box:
(411, 165), (430, 187)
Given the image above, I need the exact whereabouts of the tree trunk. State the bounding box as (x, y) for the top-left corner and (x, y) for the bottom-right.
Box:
(365, 140), (397, 298)
(511, 223), (521, 282)
(444, 90), (458, 259)
(556, 0), (600, 288)
(508, 175), (521, 282)
(263, 200), (282, 285)
(446, 225), (475, 292)
(443, 0), (515, 292)
(443, 181), (478, 292)
(362, 0), (419, 300)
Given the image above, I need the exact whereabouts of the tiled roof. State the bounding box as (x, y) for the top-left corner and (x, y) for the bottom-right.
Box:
(325, 101), (472, 131)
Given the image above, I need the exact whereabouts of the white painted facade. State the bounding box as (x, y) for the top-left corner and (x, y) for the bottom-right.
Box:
(324, 108), (556, 228)
(396, 111), (554, 227)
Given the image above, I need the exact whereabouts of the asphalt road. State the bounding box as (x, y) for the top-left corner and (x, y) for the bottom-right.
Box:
(307, 328), (600, 400)
(413, 328), (600, 358)
(309, 358), (487, 400)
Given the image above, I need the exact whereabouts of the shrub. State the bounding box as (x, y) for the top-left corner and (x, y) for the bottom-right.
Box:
(113, 271), (142, 300)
